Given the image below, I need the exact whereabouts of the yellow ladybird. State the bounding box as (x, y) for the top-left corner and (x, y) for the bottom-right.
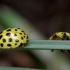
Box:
(49, 32), (70, 40)
(1, 28), (28, 46)
(0, 31), (22, 49)
(49, 32), (70, 53)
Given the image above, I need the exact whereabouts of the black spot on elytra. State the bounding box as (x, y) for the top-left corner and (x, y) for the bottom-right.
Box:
(22, 31), (23, 32)
(0, 35), (3, 39)
(21, 37), (23, 40)
(0, 43), (3, 47)
(19, 33), (22, 35)
(15, 29), (17, 31)
(7, 29), (11, 31)
(9, 38), (12, 42)
(17, 28), (20, 29)
(6, 33), (11, 36)
(7, 44), (11, 46)
(2, 39), (6, 42)
(62, 32), (63, 34)
(63, 33), (66, 38)
(15, 43), (17, 45)
(15, 39), (19, 42)
(24, 36), (25, 37)
(14, 34), (17, 36)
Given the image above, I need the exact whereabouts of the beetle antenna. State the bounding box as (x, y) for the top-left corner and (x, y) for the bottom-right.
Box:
(29, 31), (32, 36)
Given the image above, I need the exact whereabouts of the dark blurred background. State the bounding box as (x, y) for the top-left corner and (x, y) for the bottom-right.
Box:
(1, 0), (70, 38)
(0, 0), (70, 69)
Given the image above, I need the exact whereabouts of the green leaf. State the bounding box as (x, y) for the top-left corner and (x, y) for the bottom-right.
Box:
(0, 40), (70, 50)
(20, 40), (70, 50)
(0, 66), (43, 70)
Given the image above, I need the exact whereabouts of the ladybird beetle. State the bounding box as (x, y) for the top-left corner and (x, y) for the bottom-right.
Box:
(1, 28), (28, 46)
(0, 31), (22, 49)
(49, 32), (70, 40)
(49, 32), (70, 53)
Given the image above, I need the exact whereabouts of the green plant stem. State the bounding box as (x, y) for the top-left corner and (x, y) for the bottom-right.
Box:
(22, 40), (70, 50)
(0, 40), (70, 50)
(0, 66), (43, 70)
